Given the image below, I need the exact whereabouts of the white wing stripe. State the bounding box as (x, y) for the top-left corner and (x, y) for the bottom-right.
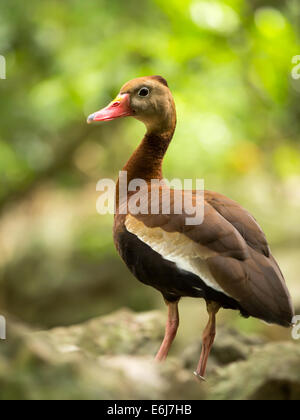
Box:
(125, 215), (230, 296)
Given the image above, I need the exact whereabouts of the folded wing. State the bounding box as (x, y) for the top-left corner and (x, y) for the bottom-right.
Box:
(125, 188), (294, 326)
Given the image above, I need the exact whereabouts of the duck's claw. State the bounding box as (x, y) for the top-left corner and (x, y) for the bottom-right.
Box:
(193, 371), (206, 382)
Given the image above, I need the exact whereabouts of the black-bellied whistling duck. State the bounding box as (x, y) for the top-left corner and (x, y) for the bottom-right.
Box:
(87, 76), (294, 380)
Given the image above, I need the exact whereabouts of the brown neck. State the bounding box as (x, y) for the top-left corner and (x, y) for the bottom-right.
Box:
(123, 129), (174, 182)
(115, 127), (175, 211)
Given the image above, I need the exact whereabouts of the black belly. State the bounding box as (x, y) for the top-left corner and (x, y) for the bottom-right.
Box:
(115, 227), (245, 313)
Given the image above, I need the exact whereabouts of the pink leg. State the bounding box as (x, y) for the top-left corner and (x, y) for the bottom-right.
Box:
(155, 301), (179, 362)
(194, 301), (220, 381)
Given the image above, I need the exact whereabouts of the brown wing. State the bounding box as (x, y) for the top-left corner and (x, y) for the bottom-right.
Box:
(127, 187), (294, 326)
(205, 190), (270, 257)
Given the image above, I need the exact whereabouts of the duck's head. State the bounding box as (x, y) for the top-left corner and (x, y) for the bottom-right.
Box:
(87, 76), (176, 135)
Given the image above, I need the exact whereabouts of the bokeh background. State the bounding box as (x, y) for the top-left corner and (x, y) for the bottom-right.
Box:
(0, 0), (300, 372)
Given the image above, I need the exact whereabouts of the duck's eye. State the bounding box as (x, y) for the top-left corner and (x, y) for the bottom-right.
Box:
(138, 87), (150, 97)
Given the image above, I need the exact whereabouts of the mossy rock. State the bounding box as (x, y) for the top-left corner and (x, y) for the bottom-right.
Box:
(210, 342), (300, 400)
(0, 310), (205, 400)
(1, 309), (299, 400)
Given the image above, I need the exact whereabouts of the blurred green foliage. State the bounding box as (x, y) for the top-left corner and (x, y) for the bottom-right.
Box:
(0, 0), (299, 330)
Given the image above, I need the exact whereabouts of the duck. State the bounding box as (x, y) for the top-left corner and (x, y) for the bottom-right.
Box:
(87, 75), (294, 380)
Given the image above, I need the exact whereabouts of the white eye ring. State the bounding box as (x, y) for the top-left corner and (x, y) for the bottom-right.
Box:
(138, 87), (150, 97)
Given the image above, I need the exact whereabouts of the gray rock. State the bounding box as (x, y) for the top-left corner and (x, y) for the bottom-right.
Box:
(1, 309), (298, 400)
(33, 308), (167, 357)
(210, 342), (300, 400)
(0, 310), (205, 400)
